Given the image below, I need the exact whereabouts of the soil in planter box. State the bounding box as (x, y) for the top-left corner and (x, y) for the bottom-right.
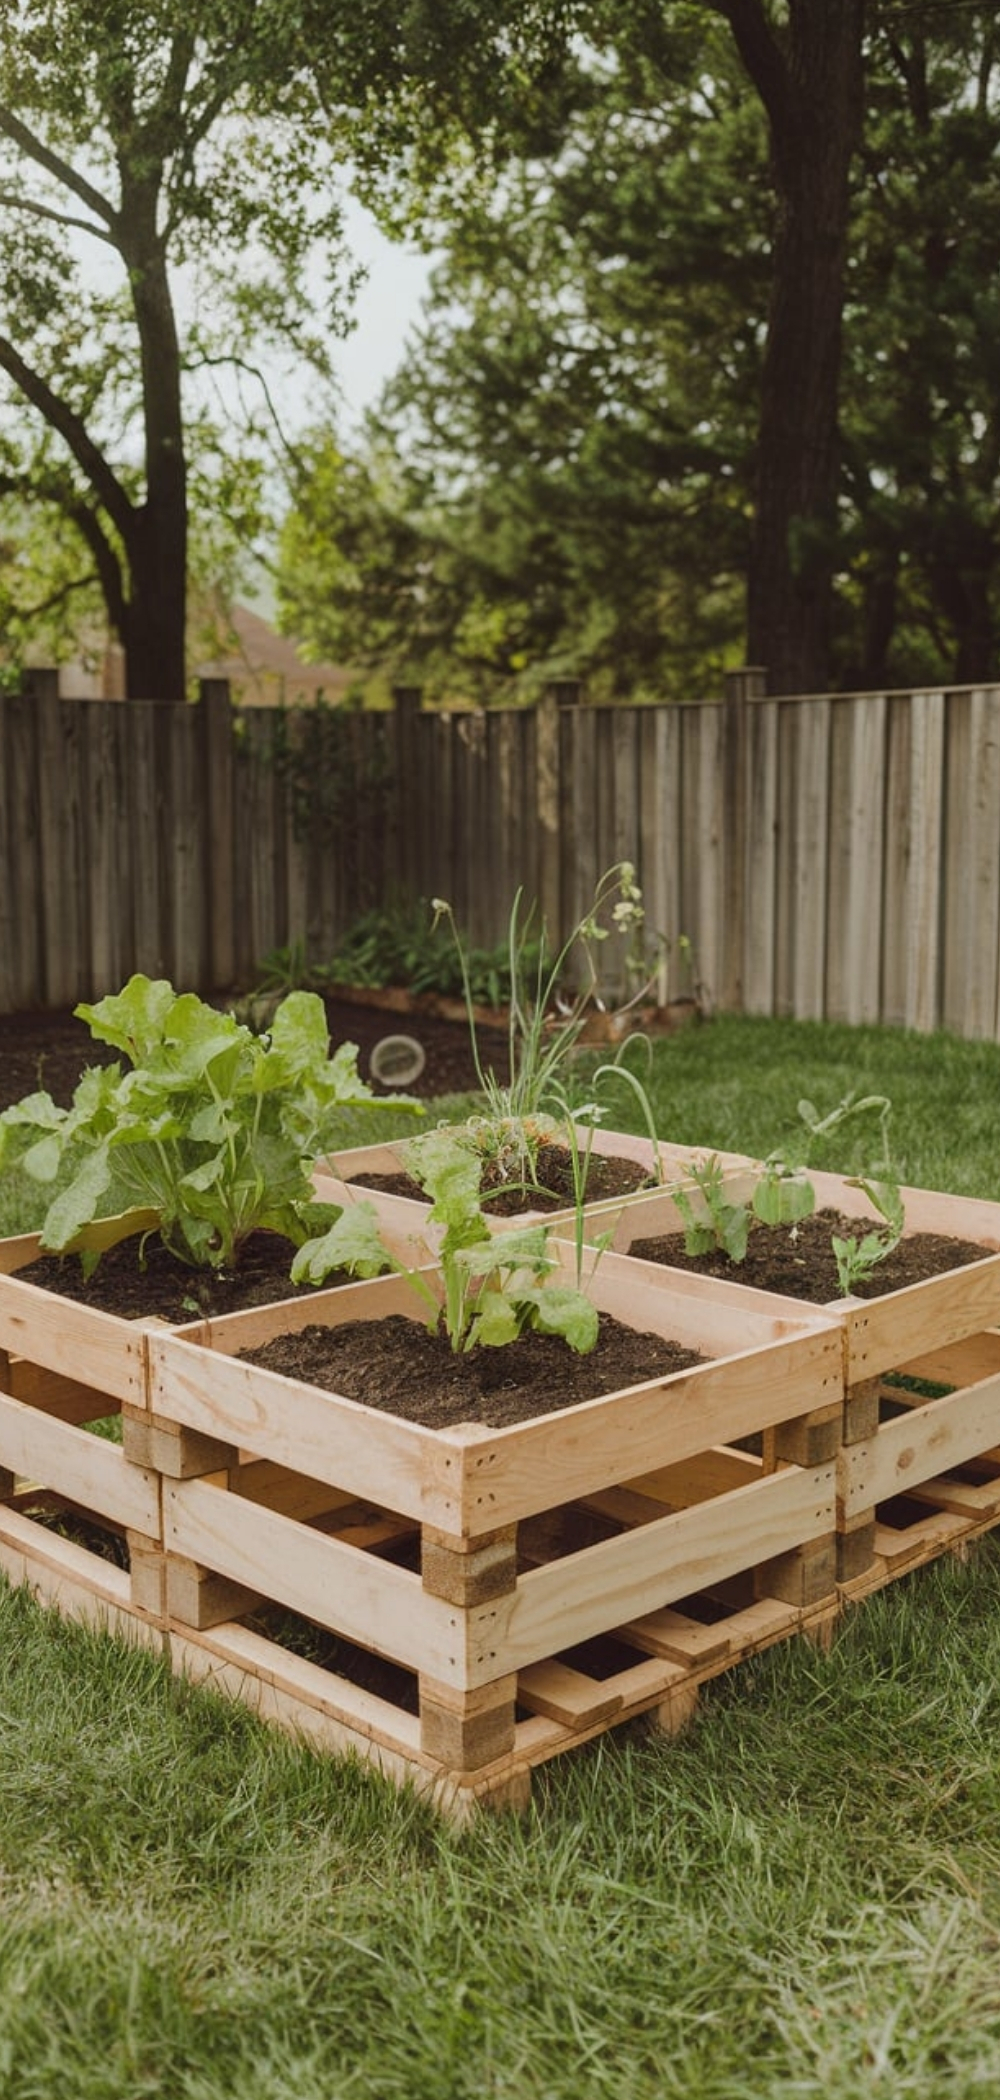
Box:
(351, 1147), (653, 1215)
(629, 1209), (990, 1304)
(19, 1230), (349, 1324)
(239, 1313), (707, 1430)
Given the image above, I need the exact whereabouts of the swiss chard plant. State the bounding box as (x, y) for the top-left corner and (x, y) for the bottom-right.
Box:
(293, 1124), (600, 1355)
(0, 974), (420, 1273)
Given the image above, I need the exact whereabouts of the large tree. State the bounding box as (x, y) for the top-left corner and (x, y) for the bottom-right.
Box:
(0, 0), (573, 698)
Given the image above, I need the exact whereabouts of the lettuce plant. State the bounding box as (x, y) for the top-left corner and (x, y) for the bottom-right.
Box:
(0, 974), (419, 1273)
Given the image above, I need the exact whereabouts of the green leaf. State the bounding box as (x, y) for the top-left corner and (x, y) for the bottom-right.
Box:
(75, 976), (176, 1064)
(752, 1170), (815, 1228)
(40, 1146), (115, 1252)
(521, 1283), (599, 1354)
(467, 1289), (521, 1349)
(290, 1202), (393, 1285)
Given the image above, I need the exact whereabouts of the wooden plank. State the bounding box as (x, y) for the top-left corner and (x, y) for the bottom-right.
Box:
(743, 697), (778, 1014)
(825, 695), (887, 1024)
(148, 1323), (441, 1525)
(943, 688), (1000, 1038)
(0, 1389), (159, 1533)
(123, 702), (166, 980)
(839, 1375), (1000, 1517)
(84, 700), (127, 996)
(0, 1271), (147, 1402)
(164, 1476), (460, 1682)
(4, 695), (42, 1007)
(620, 1605), (733, 1665)
(492, 1464), (835, 1678)
(901, 691), (945, 1032)
(35, 693), (82, 1005)
(839, 1251), (1000, 1383)
(897, 1330), (1000, 1388)
(516, 1660), (623, 1728)
(790, 697), (831, 1021)
(201, 684), (236, 990)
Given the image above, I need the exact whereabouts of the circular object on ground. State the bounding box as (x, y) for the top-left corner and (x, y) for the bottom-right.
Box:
(369, 1033), (426, 1089)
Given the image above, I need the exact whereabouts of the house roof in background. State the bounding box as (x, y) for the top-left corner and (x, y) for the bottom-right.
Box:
(196, 603), (355, 706)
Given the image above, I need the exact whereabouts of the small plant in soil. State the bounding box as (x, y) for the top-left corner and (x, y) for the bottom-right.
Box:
(672, 1091), (905, 1296)
(429, 863), (665, 1199)
(0, 974), (420, 1276)
(294, 1124), (601, 1354)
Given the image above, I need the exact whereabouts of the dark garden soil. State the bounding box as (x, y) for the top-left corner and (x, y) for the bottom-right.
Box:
(351, 1147), (653, 1213)
(629, 1208), (990, 1302)
(238, 1312), (706, 1431)
(20, 1229), (329, 1324)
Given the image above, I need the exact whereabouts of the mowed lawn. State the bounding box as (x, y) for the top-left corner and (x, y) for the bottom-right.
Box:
(3, 1013), (1000, 2098)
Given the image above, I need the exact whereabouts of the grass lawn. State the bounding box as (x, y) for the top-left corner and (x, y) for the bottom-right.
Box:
(3, 1013), (1000, 2097)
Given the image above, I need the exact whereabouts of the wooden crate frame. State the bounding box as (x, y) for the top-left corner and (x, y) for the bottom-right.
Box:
(591, 1169), (1000, 1585)
(138, 1246), (842, 1811)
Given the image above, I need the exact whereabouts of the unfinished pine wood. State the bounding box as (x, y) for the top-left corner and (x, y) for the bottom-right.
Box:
(0, 1390), (159, 1533)
(839, 1376), (1000, 1517)
(489, 1463), (835, 1679)
(0, 1260), (147, 1403)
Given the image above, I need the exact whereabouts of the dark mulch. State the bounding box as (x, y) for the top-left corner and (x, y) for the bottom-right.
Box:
(0, 993), (500, 1115)
(629, 1207), (991, 1302)
(238, 1312), (706, 1431)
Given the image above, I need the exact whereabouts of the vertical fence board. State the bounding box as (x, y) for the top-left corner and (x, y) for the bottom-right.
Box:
(84, 701), (126, 997)
(790, 698), (831, 1021)
(35, 694), (85, 1007)
(902, 692), (945, 1033)
(166, 705), (208, 990)
(942, 689), (1000, 1039)
(122, 703), (166, 984)
(826, 696), (887, 1025)
(743, 699), (779, 1015)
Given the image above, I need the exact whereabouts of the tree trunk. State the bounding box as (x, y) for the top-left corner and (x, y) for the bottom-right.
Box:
(718, 0), (866, 695)
(117, 181), (189, 700)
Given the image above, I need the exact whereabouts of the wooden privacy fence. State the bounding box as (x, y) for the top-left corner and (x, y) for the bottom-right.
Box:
(1, 667), (999, 1039)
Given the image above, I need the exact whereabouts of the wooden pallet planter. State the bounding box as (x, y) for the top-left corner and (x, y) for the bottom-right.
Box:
(133, 1247), (841, 1813)
(591, 1170), (1000, 1586)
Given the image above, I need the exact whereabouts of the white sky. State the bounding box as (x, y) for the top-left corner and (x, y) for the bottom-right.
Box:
(333, 199), (432, 424)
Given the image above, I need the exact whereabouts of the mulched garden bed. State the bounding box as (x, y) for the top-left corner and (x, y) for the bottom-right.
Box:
(629, 1208), (989, 1302)
(238, 1313), (707, 1431)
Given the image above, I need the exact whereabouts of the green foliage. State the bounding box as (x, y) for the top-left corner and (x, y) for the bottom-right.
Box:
(0, 974), (419, 1271)
(278, 9), (1000, 697)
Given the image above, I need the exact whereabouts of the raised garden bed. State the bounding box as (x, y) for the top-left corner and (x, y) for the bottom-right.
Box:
(591, 1168), (1000, 1587)
(135, 1244), (842, 1814)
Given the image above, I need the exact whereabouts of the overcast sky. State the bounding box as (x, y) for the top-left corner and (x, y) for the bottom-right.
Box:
(334, 200), (432, 424)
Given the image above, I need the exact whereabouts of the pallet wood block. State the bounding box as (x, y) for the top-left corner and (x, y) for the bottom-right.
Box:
(594, 1172), (1000, 1587)
(140, 1243), (841, 1806)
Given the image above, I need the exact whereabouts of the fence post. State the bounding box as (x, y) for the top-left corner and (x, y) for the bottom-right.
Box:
(199, 678), (235, 992)
(721, 666), (766, 1012)
(20, 666), (60, 703)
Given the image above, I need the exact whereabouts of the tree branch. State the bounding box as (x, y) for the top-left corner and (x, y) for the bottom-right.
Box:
(0, 333), (134, 540)
(0, 187), (119, 247)
(0, 104), (117, 230)
(702, 0), (798, 147)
